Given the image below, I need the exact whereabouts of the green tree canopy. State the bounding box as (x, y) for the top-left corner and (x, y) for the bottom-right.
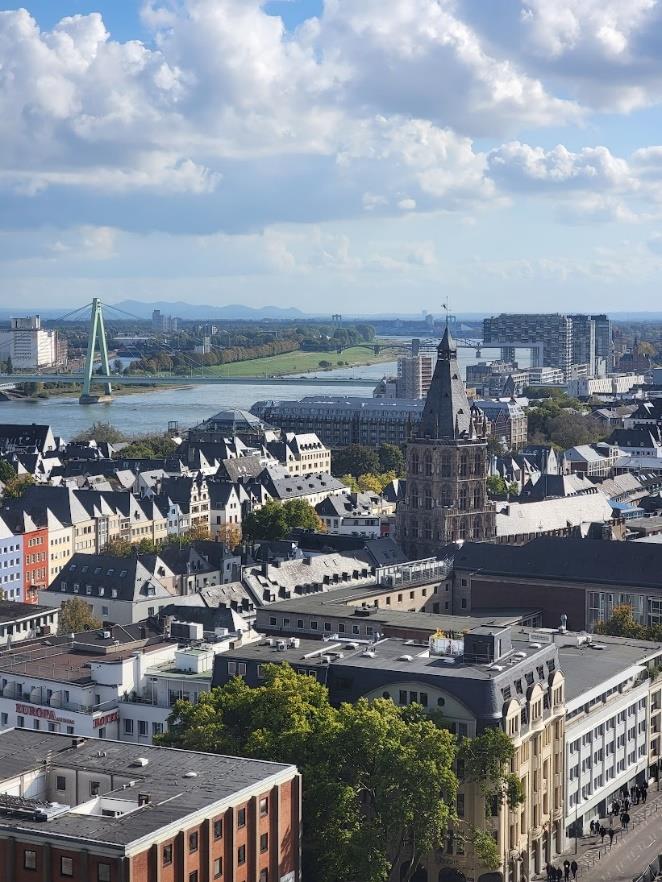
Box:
(120, 435), (178, 458)
(57, 597), (102, 635)
(73, 422), (125, 444)
(332, 444), (381, 478)
(159, 664), (458, 882)
(377, 443), (405, 476)
(102, 537), (135, 557)
(0, 460), (16, 484)
(243, 499), (323, 541)
(3, 474), (34, 499)
(595, 604), (647, 639)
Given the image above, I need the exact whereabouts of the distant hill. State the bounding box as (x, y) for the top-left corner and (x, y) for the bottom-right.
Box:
(110, 300), (308, 321)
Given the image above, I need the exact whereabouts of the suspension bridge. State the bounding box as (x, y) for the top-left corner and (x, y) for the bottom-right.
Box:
(0, 299), (485, 405)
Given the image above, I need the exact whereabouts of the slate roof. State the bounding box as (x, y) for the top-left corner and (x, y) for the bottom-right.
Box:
(0, 424), (55, 454)
(455, 536), (662, 588)
(259, 470), (345, 501)
(47, 553), (175, 603)
(417, 327), (477, 439)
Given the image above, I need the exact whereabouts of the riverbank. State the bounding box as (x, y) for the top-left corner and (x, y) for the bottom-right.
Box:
(12, 382), (191, 402)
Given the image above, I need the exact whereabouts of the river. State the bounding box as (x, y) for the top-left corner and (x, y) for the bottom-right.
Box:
(0, 346), (518, 438)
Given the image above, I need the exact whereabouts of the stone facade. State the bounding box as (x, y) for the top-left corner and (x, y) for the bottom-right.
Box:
(397, 327), (496, 557)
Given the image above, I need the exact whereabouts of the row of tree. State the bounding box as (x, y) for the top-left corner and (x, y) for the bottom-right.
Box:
(159, 664), (521, 882)
(132, 337), (301, 374)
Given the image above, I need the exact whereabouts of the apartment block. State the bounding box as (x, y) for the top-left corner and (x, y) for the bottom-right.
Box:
(0, 728), (300, 882)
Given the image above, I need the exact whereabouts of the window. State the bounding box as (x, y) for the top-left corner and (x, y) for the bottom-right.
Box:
(124, 718), (134, 734)
(163, 844), (173, 866)
(214, 857), (223, 878)
(61, 857), (74, 877)
(138, 720), (147, 736)
(90, 781), (100, 797)
(260, 832), (269, 852)
(189, 831), (199, 853)
(189, 873), (198, 882)
(237, 807), (246, 828)
(152, 722), (163, 736)
(260, 795), (269, 815)
(238, 845), (246, 866)
(98, 865), (111, 882)
(24, 850), (36, 870)
(214, 818), (223, 839)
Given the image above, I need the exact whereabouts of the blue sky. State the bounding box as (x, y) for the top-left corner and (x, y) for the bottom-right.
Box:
(2, 0), (662, 314)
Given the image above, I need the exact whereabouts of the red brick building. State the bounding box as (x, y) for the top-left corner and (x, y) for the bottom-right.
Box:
(2, 512), (48, 605)
(0, 729), (301, 882)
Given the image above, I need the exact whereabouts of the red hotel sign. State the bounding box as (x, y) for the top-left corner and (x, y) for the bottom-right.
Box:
(94, 711), (119, 729)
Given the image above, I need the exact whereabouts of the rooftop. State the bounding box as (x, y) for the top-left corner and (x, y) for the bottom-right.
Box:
(0, 729), (295, 849)
(455, 537), (662, 589)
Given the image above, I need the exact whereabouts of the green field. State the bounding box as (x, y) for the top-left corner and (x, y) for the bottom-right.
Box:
(202, 344), (400, 378)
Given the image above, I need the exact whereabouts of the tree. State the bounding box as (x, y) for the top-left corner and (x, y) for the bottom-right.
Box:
(0, 460), (16, 484)
(58, 597), (102, 635)
(339, 474), (360, 492)
(217, 523), (242, 550)
(332, 445), (380, 478)
(102, 537), (134, 557)
(3, 474), (34, 499)
(120, 435), (178, 458)
(73, 422), (125, 444)
(159, 665), (458, 882)
(547, 412), (606, 449)
(594, 604), (646, 639)
(486, 475), (509, 498)
(378, 443), (405, 476)
(243, 500), (323, 541)
(458, 726), (521, 809)
(357, 473), (384, 494)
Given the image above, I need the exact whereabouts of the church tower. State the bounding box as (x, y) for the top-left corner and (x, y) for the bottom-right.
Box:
(396, 326), (495, 558)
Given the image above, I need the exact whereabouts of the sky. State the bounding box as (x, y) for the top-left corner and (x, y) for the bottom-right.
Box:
(3, 1), (662, 315)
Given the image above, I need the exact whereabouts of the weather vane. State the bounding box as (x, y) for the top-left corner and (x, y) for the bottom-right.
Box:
(441, 300), (455, 328)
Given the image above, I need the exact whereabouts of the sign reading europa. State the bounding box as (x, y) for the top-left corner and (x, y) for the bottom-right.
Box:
(15, 703), (74, 725)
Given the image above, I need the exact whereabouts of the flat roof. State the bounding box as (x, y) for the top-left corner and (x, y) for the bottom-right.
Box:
(0, 602), (55, 624)
(536, 629), (662, 703)
(221, 633), (549, 682)
(0, 640), (173, 685)
(258, 597), (521, 631)
(0, 729), (295, 848)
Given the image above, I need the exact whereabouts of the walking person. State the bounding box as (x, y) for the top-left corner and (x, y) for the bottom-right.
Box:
(571, 860), (578, 880)
(623, 811), (630, 830)
(564, 859), (570, 881)
(600, 826), (606, 843)
(608, 828), (615, 846)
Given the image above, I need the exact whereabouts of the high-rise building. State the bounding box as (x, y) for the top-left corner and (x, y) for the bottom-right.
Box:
(592, 313), (613, 374)
(396, 341), (438, 399)
(483, 313), (613, 379)
(396, 327), (495, 557)
(2, 316), (59, 369)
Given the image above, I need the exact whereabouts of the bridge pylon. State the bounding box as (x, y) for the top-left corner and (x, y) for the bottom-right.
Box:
(80, 297), (112, 404)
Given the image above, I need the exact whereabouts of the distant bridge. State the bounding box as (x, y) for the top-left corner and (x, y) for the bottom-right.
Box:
(1, 373), (376, 389)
